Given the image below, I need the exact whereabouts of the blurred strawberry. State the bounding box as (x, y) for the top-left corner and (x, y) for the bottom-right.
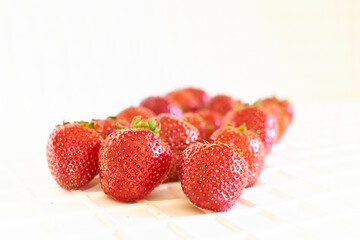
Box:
(165, 89), (200, 112)
(222, 106), (276, 153)
(182, 112), (214, 141)
(116, 106), (155, 123)
(182, 87), (209, 109)
(259, 97), (294, 141)
(91, 117), (130, 139)
(140, 96), (183, 116)
(196, 109), (224, 130)
(208, 94), (243, 115)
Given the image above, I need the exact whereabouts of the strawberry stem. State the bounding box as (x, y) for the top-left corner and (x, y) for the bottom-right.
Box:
(130, 116), (160, 133)
(237, 123), (247, 132)
(253, 99), (261, 106)
(130, 116), (142, 128)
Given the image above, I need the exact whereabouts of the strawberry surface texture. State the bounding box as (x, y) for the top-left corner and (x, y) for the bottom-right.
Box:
(180, 142), (248, 212)
(98, 128), (172, 201)
(46, 123), (102, 190)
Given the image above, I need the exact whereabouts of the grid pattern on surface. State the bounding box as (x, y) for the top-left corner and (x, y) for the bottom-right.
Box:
(1, 102), (360, 240)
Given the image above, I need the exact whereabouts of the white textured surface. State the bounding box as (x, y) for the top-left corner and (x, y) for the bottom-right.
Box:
(1, 102), (360, 240)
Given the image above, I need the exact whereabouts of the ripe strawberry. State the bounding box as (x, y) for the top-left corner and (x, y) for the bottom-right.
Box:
(210, 125), (265, 187)
(165, 89), (200, 112)
(46, 122), (102, 190)
(208, 94), (242, 115)
(91, 117), (130, 139)
(182, 112), (214, 141)
(222, 106), (276, 153)
(260, 97), (293, 141)
(140, 96), (183, 116)
(196, 109), (224, 130)
(157, 114), (200, 181)
(116, 106), (155, 123)
(182, 87), (209, 109)
(180, 142), (248, 212)
(98, 118), (172, 201)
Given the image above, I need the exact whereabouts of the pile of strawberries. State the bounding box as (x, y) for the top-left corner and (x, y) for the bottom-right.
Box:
(46, 87), (293, 212)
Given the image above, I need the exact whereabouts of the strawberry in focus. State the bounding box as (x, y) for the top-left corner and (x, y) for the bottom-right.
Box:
(98, 118), (172, 201)
(116, 106), (155, 123)
(222, 106), (276, 153)
(180, 142), (248, 212)
(46, 122), (103, 190)
(140, 96), (183, 116)
(157, 114), (200, 181)
(210, 125), (265, 187)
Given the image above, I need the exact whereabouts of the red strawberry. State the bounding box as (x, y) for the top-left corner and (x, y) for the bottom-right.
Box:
(208, 94), (242, 115)
(165, 90), (200, 112)
(260, 97), (294, 141)
(140, 96), (183, 116)
(157, 114), (200, 181)
(46, 122), (102, 190)
(91, 117), (130, 139)
(182, 87), (209, 109)
(222, 106), (276, 153)
(180, 142), (248, 212)
(98, 118), (172, 201)
(182, 112), (214, 141)
(116, 106), (155, 123)
(210, 125), (265, 187)
(197, 109), (224, 130)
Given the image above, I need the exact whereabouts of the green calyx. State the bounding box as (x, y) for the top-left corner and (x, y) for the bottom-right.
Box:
(130, 116), (160, 133)
(230, 145), (243, 154)
(237, 123), (247, 132)
(115, 123), (128, 130)
(75, 121), (94, 129)
(235, 149), (243, 154)
(253, 99), (261, 106)
(203, 140), (210, 144)
(56, 120), (70, 127)
(108, 116), (117, 120)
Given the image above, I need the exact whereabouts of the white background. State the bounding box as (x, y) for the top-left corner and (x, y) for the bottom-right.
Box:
(0, 0), (359, 164)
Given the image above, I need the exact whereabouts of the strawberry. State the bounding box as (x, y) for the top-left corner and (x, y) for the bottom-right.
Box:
(91, 117), (130, 139)
(182, 87), (209, 109)
(116, 106), (155, 123)
(210, 125), (265, 187)
(196, 109), (224, 130)
(259, 97), (293, 141)
(180, 142), (248, 212)
(157, 114), (200, 181)
(140, 96), (183, 116)
(46, 122), (102, 190)
(182, 112), (214, 141)
(222, 106), (276, 153)
(165, 89), (200, 112)
(98, 118), (172, 201)
(208, 94), (242, 115)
